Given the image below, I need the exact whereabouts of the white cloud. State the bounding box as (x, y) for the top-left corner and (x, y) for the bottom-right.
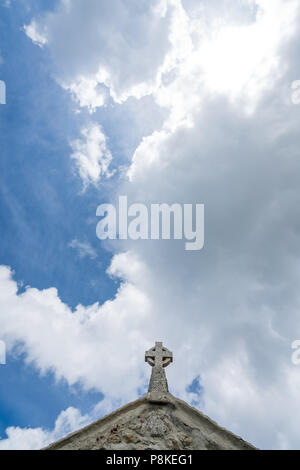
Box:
(112, 0), (300, 449)
(0, 407), (91, 450)
(151, 0), (299, 133)
(65, 77), (108, 113)
(69, 239), (97, 259)
(70, 124), (113, 189)
(24, 0), (178, 109)
(1, 0), (12, 8)
(24, 21), (47, 48)
(0, 264), (152, 401)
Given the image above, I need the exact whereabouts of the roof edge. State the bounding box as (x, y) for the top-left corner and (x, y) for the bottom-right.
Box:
(44, 395), (148, 450)
(170, 395), (257, 450)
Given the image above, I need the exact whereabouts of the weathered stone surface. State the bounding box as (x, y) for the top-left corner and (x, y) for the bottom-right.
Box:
(124, 433), (138, 444)
(44, 343), (256, 450)
(145, 342), (173, 395)
(44, 393), (256, 450)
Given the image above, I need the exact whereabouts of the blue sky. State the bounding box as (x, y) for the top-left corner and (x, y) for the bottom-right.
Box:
(0, 1), (113, 305)
(1, 0), (300, 450)
(0, 0), (182, 444)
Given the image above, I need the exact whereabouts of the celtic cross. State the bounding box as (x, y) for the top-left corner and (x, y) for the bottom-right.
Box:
(145, 342), (173, 393)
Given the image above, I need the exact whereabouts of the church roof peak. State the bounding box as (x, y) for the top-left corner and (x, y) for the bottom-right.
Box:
(44, 342), (257, 450)
(145, 341), (173, 398)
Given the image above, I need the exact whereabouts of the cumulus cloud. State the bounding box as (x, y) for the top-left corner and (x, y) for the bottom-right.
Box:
(0, 263), (152, 400)
(70, 124), (113, 189)
(24, 21), (47, 48)
(24, 0), (178, 109)
(24, 0), (299, 116)
(111, 0), (300, 449)
(150, 0), (299, 132)
(0, 407), (91, 450)
(1, 0), (12, 8)
(66, 77), (108, 113)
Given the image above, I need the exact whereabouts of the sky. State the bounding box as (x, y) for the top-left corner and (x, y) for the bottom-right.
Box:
(1, 0), (300, 450)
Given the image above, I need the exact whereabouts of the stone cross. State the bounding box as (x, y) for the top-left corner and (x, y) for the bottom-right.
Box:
(145, 342), (173, 395)
(145, 342), (173, 368)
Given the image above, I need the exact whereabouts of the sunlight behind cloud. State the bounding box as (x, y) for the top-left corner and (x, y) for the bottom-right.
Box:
(195, 0), (298, 111)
